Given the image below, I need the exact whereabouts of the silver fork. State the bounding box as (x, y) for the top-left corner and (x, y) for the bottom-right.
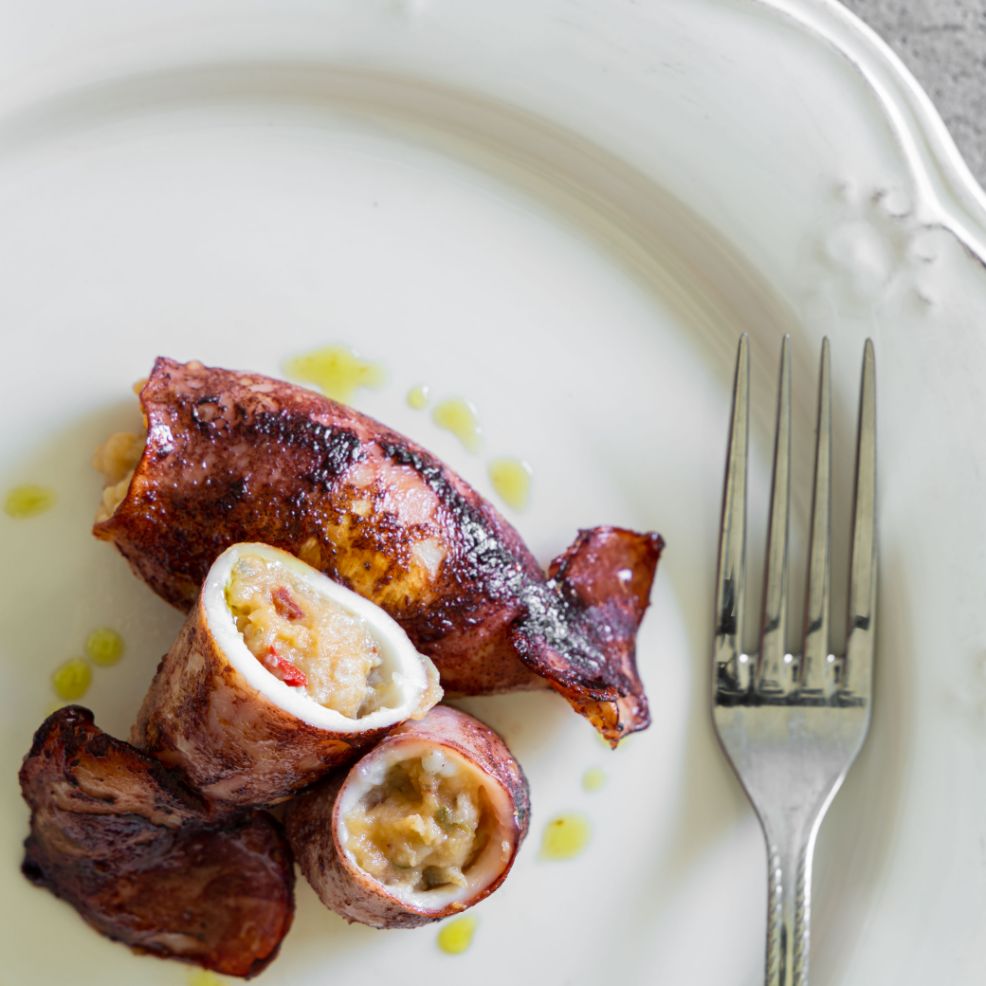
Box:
(713, 335), (876, 986)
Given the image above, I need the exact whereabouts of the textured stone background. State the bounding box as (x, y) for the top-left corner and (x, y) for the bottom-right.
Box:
(842, 0), (986, 186)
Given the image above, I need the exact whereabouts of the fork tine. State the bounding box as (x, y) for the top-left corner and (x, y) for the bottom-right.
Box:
(801, 338), (832, 694)
(757, 336), (792, 695)
(845, 339), (876, 699)
(715, 334), (750, 693)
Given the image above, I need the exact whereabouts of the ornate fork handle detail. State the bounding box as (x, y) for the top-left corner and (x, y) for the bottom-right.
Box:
(765, 828), (812, 986)
(712, 336), (876, 986)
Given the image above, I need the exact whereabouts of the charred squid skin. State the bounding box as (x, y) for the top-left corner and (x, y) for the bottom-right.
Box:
(519, 525), (665, 745)
(285, 706), (530, 929)
(19, 707), (295, 979)
(133, 543), (442, 810)
(94, 357), (662, 742)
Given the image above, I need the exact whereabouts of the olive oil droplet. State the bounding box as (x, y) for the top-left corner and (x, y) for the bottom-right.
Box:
(86, 628), (125, 667)
(5, 485), (55, 518)
(188, 971), (225, 986)
(437, 915), (477, 955)
(488, 457), (532, 511)
(406, 384), (430, 410)
(582, 767), (606, 792)
(432, 399), (482, 453)
(285, 346), (384, 404)
(52, 659), (92, 701)
(541, 813), (591, 860)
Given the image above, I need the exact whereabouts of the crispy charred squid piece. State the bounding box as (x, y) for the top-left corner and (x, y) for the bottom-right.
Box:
(93, 357), (663, 744)
(285, 705), (529, 928)
(134, 542), (442, 808)
(19, 707), (294, 979)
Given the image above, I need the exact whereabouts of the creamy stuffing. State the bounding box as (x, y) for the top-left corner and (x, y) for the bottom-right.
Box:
(225, 555), (384, 718)
(345, 752), (492, 893)
(92, 431), (145, 521)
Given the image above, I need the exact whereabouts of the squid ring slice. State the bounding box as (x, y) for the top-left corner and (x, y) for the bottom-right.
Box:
(134, 542), (442, 808)
(285, 705), (530, 928)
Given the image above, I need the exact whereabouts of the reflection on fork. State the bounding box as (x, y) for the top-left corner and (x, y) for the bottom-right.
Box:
(712, 335), (876, 986)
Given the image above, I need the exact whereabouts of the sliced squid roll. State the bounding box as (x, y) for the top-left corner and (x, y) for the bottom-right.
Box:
(134, 542), (442, 808)
(285, 705), (530, 928)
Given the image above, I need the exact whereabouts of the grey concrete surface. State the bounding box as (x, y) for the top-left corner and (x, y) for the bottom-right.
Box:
(841, 0), (986, 187)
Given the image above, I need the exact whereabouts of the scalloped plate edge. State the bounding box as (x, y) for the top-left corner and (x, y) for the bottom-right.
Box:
(767, 0), (986, 259)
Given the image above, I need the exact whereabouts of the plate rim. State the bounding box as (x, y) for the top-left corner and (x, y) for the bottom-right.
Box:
(767, 0), (986, 257)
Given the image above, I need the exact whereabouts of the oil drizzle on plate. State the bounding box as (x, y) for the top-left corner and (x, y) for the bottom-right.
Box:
(188, 971), (225, 986)
(86, 628), (124, 667)
(581, 767), (606, 793)
(51, 658), (92, 701)
(285, 345), (384, 404)
(432, 398), (482, 453)
(488, 457), (532, 511)
(541, 814), (591, 860)
(4, 484), (55, 518)
(406, 383), (430, 410)
(437, 915), (477, 955)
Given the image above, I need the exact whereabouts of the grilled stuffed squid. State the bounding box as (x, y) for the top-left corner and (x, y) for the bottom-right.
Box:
(285, 705), (529, 928)
(94, 357), (663, 745)
(134, 542), (442, 808)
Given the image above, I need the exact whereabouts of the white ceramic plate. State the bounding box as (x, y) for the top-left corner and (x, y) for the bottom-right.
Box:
(1, 2), (984, 984)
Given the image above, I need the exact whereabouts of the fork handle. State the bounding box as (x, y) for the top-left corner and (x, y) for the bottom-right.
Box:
(764, 825), (816, 986)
